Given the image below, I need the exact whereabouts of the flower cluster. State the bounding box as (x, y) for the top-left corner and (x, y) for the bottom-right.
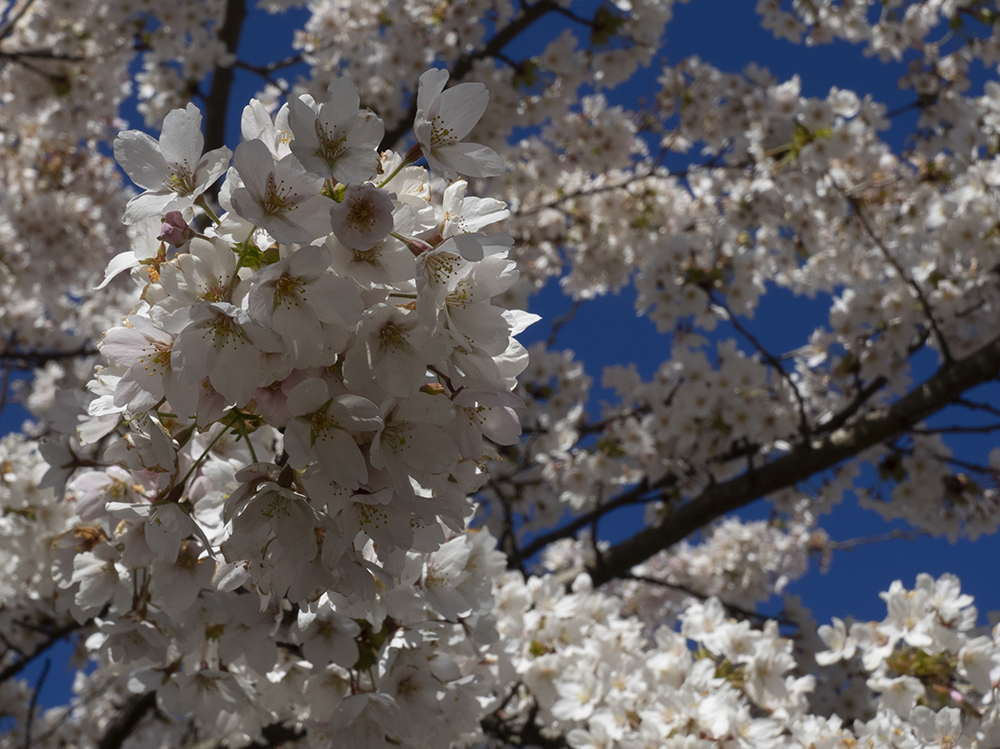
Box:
(483, 571), (1000, 749)
(14, 71), (537, 746)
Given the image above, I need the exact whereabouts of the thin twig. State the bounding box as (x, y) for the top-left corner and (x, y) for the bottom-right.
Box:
(545, 299), (580, 348)
(714, 294), (811, 439)
(0, 0), (39, 40)
(97, 693), (157, 749)
(828, 528), (923, 550)
(23, 658), (50, 749)
(0, 619), (82, 684)
(841, 190), (954, 364)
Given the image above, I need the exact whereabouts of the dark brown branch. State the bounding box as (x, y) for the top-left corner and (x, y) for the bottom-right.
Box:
(97, 692), (157, 749)
(0, 345), (99, 370)
(561, 331), (1000, 589)
(515, 475), (671, 564)
(380, 0), (559, 150)
(0, 0), (39, 40)
(0, 619), (82, 685)
(203, 0), (247, 155)
(23, 657), (50, 749)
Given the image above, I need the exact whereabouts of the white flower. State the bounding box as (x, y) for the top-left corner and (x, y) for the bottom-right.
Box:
(171, 301), (283, 411)
(369, 392), (460, 497)
(101, 314), (184, 414)
(246, 245), (363, 367)
(440, 180), (509, 260)
(229, 481), (321, 562)
(815, 617), (856, 665)
(330, 182), (395, 250)
(342, 304), (453, 396)
(288, 78), (384, 183)
(413, 69), (504, 180)
(283, 378), (382, 489)
(230, 139), (332, 244)
(114, 103), (231, 224)
(241, 98), (292, 159)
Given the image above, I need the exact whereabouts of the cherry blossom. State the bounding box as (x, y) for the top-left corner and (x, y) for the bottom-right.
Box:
(4, 2), (1000, 749)
(413, 68), (505, 180)
(114, 103), (231, 224)
(230, 139), (332, 244)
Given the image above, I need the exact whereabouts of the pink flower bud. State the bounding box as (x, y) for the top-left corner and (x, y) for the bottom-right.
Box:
(158, 211), (194, 246)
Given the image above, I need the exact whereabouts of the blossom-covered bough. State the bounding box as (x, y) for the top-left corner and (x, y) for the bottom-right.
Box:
(2, 0), (1000, 747)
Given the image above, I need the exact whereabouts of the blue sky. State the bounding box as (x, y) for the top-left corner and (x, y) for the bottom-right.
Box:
(7, 0), (1000, 711)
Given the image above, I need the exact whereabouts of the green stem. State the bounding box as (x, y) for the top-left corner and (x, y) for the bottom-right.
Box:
(224, 230), (259, 302)
(234, 413), (259, 463)
(195, 195), (222, 226)
(377, 145), (421, 189)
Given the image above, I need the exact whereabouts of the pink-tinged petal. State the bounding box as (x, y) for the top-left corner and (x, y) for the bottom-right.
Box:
(229, 186), (267, 226)
(331, 148), (380, 186)
(333, 394), (382, 430)
(449, 303), (510, 354)
(394, 391), (455, 425)
(271, 305), (325, 364)
(330, 183), (394, 250)
(344, 112), (383, 149)
(145, 502), (197, 563)
(283, 419), (315, 470)
(96, 251), (138, 289)
(256, 212), (314, 246)
(114, 369), (162, 412)
(288, 193), (336, 240)
(273, 494), (318, 561)
(285, 244), (331, 278)
(401, 423), (460, 472)
(372, 345), (429, 396)
(206, 333), (263, 407)
(242, 99), (275, 142)
(158, 103), (205, 168)
(159, 369), (196, 421)
(101, 327), (151, 367)
(114, 130), (169, 190)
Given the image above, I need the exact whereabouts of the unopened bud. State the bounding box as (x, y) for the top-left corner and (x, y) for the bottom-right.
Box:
(158, 211), (194, 247)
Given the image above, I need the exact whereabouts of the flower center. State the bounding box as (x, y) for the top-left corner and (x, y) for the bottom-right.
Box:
(378, 321), (408, 352)
(347, 198), (377, 233)
(263, 174), (297, 215)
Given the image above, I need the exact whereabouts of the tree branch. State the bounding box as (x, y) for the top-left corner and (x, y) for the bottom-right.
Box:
(204, 0), (247, 155)
(97, 693), (157, 749)
(561, 332), (1000, 589)
(0, 618), (82, 685)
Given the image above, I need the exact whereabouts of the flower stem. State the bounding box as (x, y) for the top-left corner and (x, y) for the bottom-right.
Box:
(377, 144), (422, 189)
(195, 195), (222, 225)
